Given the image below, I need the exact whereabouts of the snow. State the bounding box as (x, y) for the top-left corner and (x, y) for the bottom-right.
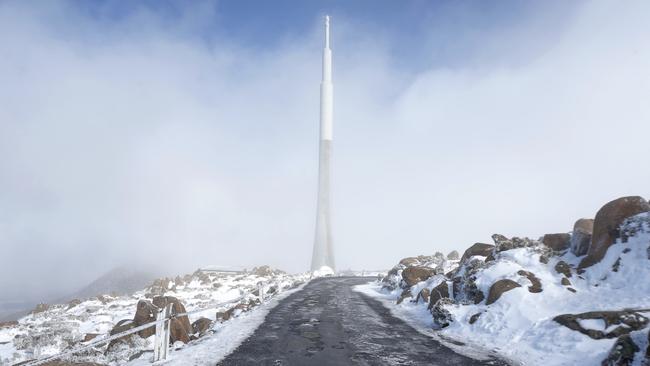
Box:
(0, 268), (309, 365)
(127, 284), (306, 365)
(312, 266), (335, 277)
(359, 219), (650, 366)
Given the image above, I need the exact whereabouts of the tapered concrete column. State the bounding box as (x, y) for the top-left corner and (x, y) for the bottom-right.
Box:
(311, 16), (335, 272)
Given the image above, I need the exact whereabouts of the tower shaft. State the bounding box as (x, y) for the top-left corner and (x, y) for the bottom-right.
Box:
(311, 16), (335, 272)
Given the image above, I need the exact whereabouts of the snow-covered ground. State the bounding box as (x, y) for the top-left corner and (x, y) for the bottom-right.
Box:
(0, 267), (309, 365)
(359, 215), (650, 366)
(127, 283), (306, 366)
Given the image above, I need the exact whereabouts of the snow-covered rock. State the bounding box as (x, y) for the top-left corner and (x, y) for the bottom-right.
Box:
(0, 267), (308, 365)
(362, 197), (650, 366)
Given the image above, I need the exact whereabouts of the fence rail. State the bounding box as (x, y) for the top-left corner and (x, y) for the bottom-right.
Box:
(22, 293), (253, 366)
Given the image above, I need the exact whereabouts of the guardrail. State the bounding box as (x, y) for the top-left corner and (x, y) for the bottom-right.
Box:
(22, 281), (274, 365)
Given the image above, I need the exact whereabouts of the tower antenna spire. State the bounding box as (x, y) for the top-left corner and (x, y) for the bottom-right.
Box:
(325, 15), (330, 49)
(311, 15), (335, 274)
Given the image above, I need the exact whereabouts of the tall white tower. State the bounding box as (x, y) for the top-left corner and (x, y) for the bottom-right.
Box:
(311, 15), (335, 273)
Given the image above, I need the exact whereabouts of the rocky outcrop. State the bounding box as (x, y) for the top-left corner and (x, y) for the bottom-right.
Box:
(401, 266), (436, 287)
(492, 234), (540, 253)
(428, 281), (450, 309)
(553, 310), (649, 339)
(452, 259), (486, 305)
(192, 318), (212, 335)
(152, 296), (191, 342)
(399, 257), (420, 266)
(431, 298), (454, 329)
(517, 270), (542, 293)
(579, 196), (650, 269)
(571, 218), (594, 256)
(416, 288), (430, 304)
(447, 250), (459, 260)
(601, 334), (640, 366)
(251, 265), (284, 276)
(0, 320), (18, 329)
(218, 300), (260, 322)
(542, 233), (571, 251)
(107, 319), (138, 350)
(486, 279), (521, 305)
(396, 289), (412, 304)
(66, 299), (82, 310)
(83, 333), (100, 342)
(460, 243), (494, 263)
(554, 261), (572, 278)
(133, 300), (158, 338)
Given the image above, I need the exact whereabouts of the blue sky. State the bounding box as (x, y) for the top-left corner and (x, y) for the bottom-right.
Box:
(59, 0), (580, 70)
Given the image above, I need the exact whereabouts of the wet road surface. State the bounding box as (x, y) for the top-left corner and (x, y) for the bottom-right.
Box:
(218, 277), (508, 366)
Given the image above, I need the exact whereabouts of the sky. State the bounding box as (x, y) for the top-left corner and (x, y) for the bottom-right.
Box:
(0, 0), (649, 305)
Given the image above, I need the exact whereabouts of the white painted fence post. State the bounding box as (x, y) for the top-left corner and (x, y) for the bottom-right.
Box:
(258, 282), (265, 302)
(153, 304), (172, 363)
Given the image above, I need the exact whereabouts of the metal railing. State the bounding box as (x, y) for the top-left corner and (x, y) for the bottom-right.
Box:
(21, 281), (277, 365)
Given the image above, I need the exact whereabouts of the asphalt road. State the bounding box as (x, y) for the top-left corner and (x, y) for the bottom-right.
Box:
(218, 277), (508, 366)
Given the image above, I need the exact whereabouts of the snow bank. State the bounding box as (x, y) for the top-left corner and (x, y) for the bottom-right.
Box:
(361, 216), (650, 366)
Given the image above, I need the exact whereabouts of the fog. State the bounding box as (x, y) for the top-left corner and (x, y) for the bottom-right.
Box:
(0, 1), (648, 305)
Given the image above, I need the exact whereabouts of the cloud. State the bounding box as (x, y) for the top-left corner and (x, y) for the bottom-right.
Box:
(0, 0), (648, 302)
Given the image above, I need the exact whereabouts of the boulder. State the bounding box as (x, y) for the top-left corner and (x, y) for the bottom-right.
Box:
(252, 265), (282, 276)
(416, 288), (430, 304)
(133, 300), (158, 338)
(401, 266), (436, 287)
(553, 310), (649, 339)
(571, 218), (594, 256)
(0, 321), (18, 329)
(428, 281), (450, 309)
(517, 270), (542, 293)
(542, 233), (571, 251)
(433, 252), (446, 262)
(110, 319), (136, 335)
(451, 259), (486, 305)
(579, 196), (650, 269)
(469, 312), (482, 324)
(492, 234), (539, 253)
(486, 279), (521, 305)
(399, 257), (420, 267)
(152, 296), (191, 337)
(83, 333), (100, 342)
(554, 260), (572, 278)
(96, 295), (112, 304)
(107, 319), (138, 350)
(601, 334), (639, 366)
(447, 250), (460, 260)
(216, 311), (226, 322)
(221, 302), (254, 321)
(561, 277), (572, 286)
(66, 299), (82, 310)
(397, 288), (412, 304)
(170, 318), (191, 344)
(460, 243), (494, 263)
(431, 298), (454, 329)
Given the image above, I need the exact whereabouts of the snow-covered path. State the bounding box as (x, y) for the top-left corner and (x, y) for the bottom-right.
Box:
(219, 277), (508, 365)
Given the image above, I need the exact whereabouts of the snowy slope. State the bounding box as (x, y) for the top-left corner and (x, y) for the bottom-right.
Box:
(360, 214), (650, 366)
(0, 267), (309, 365)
